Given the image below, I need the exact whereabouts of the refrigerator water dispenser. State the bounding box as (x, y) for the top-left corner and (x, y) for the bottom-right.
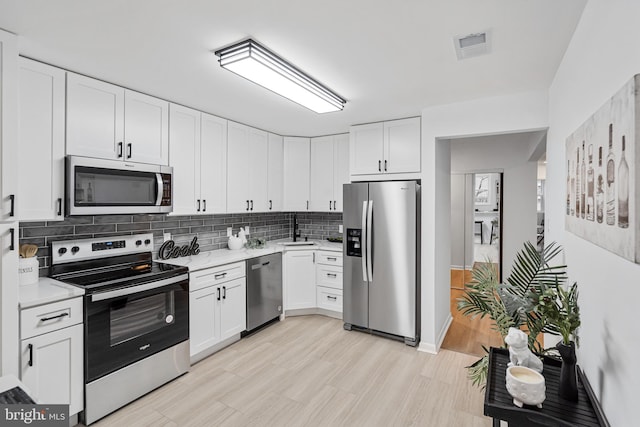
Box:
(346, 228), (362, 257)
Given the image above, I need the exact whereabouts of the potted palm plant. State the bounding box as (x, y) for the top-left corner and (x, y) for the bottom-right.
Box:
(458, 241), (579, 390)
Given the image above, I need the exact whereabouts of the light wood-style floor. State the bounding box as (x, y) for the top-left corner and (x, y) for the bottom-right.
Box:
(90, 315), (491, 427)
(442, 269), (503, 357)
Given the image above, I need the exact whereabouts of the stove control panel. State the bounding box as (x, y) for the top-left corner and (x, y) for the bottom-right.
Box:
(92, 240), (126, 251)
(51, 233), (154, 265)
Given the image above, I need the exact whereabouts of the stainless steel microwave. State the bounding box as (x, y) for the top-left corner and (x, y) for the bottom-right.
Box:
(66, 156), (173, 215)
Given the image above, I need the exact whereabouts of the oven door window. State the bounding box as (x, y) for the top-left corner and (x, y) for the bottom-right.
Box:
(110, 292), (175, 346)
(85, 281), (188, 383)
(75, 166), (158, 206)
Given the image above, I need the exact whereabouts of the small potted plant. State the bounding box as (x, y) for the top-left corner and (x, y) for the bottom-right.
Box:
(533, 280), (580, 401)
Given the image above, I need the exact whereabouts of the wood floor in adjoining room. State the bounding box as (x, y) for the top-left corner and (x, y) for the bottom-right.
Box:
(90, 315), (491, 427)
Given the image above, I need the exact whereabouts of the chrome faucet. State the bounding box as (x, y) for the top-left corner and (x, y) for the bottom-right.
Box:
(293, 214), (301, 242)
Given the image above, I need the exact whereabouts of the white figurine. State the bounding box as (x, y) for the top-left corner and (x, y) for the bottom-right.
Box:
(505, 327), (543, 373)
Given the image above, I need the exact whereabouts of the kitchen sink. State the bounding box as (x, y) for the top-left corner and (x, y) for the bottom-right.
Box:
(279, 241), (317, 247)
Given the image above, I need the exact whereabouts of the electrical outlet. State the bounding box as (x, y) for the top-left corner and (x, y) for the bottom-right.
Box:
(226, 227), (233, 237)
(245, 226), (250, 235)
(163, 232), (171, 242)
(338, 224), (343, 233)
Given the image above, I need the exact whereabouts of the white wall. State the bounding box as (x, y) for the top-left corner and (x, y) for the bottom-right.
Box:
(546, 1), (640, 424)
(450, 135), (538, 275)
(419, 90), (548, 353)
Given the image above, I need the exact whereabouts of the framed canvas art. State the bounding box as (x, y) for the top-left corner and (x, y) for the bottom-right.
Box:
(565, 75), (638, 263)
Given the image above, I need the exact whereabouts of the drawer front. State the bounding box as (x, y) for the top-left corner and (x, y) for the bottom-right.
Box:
(21, 297), (83, 339)
(316, 287), (342, 312)
(316, 265), (343, 290)
(317, 251), (343, 266)
(190, 261), (246, 292)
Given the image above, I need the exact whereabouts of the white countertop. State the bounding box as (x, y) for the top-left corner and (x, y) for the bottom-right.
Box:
(19, 277), (85, 309)
(157, 239), (342, 272)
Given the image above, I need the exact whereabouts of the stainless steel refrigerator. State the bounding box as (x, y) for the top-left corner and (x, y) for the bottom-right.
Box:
(343, 180), (420, 346)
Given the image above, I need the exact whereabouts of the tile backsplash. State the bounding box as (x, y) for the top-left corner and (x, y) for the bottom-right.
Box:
(19, 211), (342, 276)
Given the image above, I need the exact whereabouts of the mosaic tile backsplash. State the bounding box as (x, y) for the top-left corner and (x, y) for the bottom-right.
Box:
(19, 211), (343, 276)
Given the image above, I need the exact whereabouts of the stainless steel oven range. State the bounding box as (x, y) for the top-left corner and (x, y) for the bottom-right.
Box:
(50, 233), (189, 425)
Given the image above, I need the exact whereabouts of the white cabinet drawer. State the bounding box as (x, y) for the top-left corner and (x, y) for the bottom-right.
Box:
(315, 265), (343, 290)
(190, 261), (246, 292)
(21, 297), (83, 340)
(316, 287), (342, 313)
(317, 251), (342, 266)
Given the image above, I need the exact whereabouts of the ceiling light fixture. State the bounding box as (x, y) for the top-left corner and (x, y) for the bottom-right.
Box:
(215, 39), (345, 114)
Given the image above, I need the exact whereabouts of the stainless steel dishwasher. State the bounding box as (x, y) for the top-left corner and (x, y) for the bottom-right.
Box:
(246, 253), (283, 332)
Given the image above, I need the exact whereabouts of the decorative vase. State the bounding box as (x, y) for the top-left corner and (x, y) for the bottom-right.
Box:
(556, 341), (578, 401)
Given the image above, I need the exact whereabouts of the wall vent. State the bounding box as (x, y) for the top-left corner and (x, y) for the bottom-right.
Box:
(454, 30), (491, 60)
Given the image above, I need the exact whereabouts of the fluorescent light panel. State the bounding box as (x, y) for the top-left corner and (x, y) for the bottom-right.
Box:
(215, 39), (345, 113)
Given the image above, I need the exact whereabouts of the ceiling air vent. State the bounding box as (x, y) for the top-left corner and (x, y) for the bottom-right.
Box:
(454, 30), (491, 60)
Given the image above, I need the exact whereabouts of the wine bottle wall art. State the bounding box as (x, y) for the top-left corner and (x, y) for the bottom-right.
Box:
(565, 74), (638, 263)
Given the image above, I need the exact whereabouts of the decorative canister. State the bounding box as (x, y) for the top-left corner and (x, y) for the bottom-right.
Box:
(506, 365), (546, 408)
(19, 257), (39, 286)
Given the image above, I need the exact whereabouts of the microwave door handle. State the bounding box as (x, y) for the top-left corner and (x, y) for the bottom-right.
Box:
(90, 273), (188, 302)
(366, 199), (373, 282)
(155, 174), (163, 206)
(361, 200), (368, 282)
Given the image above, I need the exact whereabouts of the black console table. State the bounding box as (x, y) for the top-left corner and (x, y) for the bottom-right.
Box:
(484, 347), (609, 426)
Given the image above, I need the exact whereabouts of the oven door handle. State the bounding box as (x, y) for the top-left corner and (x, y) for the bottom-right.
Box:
(90, 273), (188, 302)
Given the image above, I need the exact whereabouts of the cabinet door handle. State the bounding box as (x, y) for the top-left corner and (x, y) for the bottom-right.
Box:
(329, 200), (332, 210)
(384, 160), (388, 172)
(327, 295), (337, 301)
(9, 194), (15, 217)
(327, 257), (337, 261)
(214, 272), (227, 279)
(202, 200), (206, 212)
(40, 312), (69, 322)
(378, 160), (381, 172)
(217, 287), (221, 301)
(306, 200), (309, 210)
(197, 199), (201, 212)
(333, 201), (337, 210)
(269, 200), (273, 210)
(127, 143), (132, 159)
(327, 273), (337, 278)
(28, 344), (33, 367)
(223, 286), (226, 299)
(246, 200), (250, 211)
(313, 252), (315, 263)
(250, 200), (253, 211)
(117, 142), (123, 158)
(9, 228), (14, 251)
(57, 198), (63, 216)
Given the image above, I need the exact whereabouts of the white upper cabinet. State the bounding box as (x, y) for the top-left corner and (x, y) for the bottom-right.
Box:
(169, 104), (227, 215)
(283, 137), (310, 211)
(350, 117), (421, 176)
(267, 133), (284, 212)
(0, 32), (18, 222)
(18, 58), (66, 221)
(169, 104), (200, 215)
(248, 127), (269, 212)
(227, 122), (269, 213)
(123, 90), (169, 165)
(309, 134), (349, 212)
(350, 122), (383, 175)
(200, 113), (227, 214)
(309, 136), (335, 212)
(67, 73), (169, 165)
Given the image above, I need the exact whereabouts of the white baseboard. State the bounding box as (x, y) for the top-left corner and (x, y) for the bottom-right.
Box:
(285, 308), (342, 320)
(417, 314), (453, 354)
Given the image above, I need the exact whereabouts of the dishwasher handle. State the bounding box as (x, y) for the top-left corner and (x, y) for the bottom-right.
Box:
(250, 261), (271, 270)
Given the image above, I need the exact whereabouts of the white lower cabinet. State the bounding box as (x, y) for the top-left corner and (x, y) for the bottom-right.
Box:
(20, 297), (84, 416)
(189, 262), (246, 362)
(283, 250), (316, 310)
(315, 251), (343, 315)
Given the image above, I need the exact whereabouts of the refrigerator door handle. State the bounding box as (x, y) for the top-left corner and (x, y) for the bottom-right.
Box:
(366, 199), (373, 281)
(361, 200), (368, 282)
